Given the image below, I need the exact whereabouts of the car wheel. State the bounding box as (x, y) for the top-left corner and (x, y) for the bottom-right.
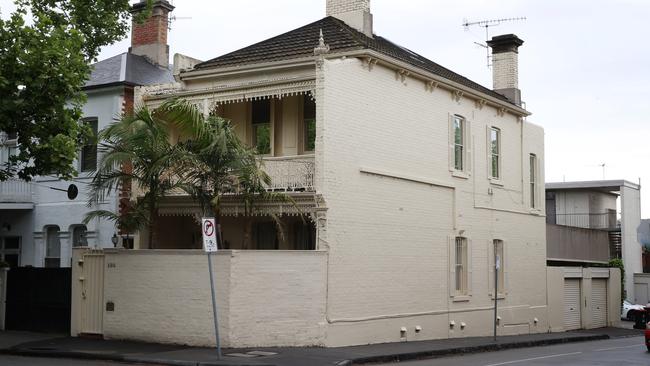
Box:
(647, 345), (650, 352)
(627, 310), (635, 321)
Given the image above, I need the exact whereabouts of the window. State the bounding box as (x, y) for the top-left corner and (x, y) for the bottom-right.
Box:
(303, 96), (316, 152)
(1, 132), (18, 169)
(0, 237), (21, 268)
(493, 239), (505, 293)
(80, 118), (98, 172)
(453, 116), (464, 171)
(72, 225), (88, 247)
(455, 237), (468, 295)
(45, 226), (61, 268)
(529, 154), (537, 208)
(490, 127), (501, 179)
(252, 100), (271, 155)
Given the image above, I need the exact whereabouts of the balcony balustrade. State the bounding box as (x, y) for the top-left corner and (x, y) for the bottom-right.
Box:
(262, 155), (315, 192)
(0, 179), (33, 203)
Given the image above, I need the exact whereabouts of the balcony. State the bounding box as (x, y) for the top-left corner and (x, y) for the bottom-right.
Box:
(547, 224), (611, 264)
(0, 179), (33, 204)
(262, 155), (315, 192)
(551, 212), (619, 230)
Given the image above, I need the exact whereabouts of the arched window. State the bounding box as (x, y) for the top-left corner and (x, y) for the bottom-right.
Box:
(45, 226), (61, 268)
(72, 225), (88, 247)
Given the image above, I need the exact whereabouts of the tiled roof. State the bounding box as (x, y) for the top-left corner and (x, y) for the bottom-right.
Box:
(85, 53), (174, 89)
(195, 17), (510, 104)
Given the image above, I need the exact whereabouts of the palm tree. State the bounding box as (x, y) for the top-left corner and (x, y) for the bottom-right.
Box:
(175, 105), (292, 248)
(87, 99), (291, 249)
(85, 100), (204, 248)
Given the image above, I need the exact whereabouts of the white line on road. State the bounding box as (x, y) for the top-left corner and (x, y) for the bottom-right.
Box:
(483, 352), (582, 366)
(594, 344), (643, 352)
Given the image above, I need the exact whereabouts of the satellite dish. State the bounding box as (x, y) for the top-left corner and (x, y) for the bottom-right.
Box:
(67, 184), (79, 200)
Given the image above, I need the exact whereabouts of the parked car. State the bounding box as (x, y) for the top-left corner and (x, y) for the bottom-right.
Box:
(622, 300), (645, 320)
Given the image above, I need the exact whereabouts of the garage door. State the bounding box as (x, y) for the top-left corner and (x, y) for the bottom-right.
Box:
(591, 279), (607, 328)
(564, 279), (581, 330)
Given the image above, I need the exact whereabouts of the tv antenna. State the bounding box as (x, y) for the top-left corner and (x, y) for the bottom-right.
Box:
(168, 15), (192, 31)
(462, 17), (527, 68)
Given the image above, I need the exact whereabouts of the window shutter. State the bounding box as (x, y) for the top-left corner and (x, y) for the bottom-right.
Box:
(448, 114), (455, 171)
(503, 240), (509, 295)
(467, 237), (473, 296)
(448, 235), (455, 297)
(465, 120), (472, 173)
(488, 239), (495, 296)
(486, 126), (492, 178)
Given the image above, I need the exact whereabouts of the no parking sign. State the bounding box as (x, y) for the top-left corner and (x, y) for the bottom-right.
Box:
(202, 218), (218, 252)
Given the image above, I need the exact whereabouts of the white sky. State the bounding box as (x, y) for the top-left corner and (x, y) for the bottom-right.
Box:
(2, 0), (649, 216)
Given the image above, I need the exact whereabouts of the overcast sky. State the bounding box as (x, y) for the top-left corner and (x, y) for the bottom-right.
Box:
(2, 0), (649, 216)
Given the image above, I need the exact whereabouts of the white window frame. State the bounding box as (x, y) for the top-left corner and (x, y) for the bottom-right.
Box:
(79, 117), (98, 173)
(529, 153), (538, 209)
(488, 126), (501, 181)
(44, 226), (61, 268)
(449, 114), (472, 178)
(450, 235), (472, 301)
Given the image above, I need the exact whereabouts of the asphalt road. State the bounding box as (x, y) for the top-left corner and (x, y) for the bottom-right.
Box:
(378, 336), (649, 366)
(0, 355), (143, 366)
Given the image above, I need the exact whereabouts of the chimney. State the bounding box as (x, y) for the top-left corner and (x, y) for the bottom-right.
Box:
(487, 34), (524, 106)
(327, 0), (373, 37)
(129, 0), (175, 68)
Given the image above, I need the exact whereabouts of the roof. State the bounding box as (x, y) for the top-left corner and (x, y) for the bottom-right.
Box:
(546, 180), (640, 193)
(85, 53), (174, 89)
(193, 17), (512, 104)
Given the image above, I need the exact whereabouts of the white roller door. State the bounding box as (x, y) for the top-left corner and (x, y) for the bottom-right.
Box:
(591, 279), (607, 328)
(564, 279), (581, 330)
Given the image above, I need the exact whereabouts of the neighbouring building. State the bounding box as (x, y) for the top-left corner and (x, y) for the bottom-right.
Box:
(544, 180), (637, 330)
(69, 0), (572, 348)
(0, 1), (175, 269)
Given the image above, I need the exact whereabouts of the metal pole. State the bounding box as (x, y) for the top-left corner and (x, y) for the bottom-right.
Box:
(207, 252), (222, 359)
(494, 252), (498, 341)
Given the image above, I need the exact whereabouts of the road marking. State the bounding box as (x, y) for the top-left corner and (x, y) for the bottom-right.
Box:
(483, 352), (582, 366)
(594, 344), (642, 352)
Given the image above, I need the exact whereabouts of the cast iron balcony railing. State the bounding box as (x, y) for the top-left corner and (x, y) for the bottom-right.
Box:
(262, 155), (315, 192)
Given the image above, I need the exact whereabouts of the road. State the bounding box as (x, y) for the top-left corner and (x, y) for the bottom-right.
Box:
(0, 355), (144, 366)
(378, 336), (648, 366)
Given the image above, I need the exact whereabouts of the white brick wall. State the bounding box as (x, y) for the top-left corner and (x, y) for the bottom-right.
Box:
(492, 51), (519, 90)
(326, 0), (370, 15)
(101, 250), (327, 347)
(318, 57), (547, 346)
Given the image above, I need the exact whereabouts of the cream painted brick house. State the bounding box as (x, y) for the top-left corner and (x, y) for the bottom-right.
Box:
(80, 0), (551, 347)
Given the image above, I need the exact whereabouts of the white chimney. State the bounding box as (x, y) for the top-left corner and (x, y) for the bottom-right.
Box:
(487, 34), (524, 106)
(326, 0), (373, 37)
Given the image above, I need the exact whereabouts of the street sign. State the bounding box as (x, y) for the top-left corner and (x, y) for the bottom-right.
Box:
(202, 218), (218, 252)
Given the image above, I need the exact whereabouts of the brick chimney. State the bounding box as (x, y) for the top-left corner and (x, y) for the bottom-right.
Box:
(327, 0), (373, 37)
(129, 0), (174, 68)
(487, 34), (524, 106)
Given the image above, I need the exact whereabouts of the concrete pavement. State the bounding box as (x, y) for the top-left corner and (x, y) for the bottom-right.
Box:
(0, 327), (642, 366)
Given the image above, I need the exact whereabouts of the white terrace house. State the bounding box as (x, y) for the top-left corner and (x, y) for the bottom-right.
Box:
(70, 0), (592, 349)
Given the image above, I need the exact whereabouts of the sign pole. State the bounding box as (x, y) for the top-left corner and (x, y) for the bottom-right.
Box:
(207, 252), (222, 359)
(202, 218), (221, 360)
(493, 251), (499, 342)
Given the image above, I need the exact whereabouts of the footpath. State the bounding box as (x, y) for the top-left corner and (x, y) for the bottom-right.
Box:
(0, 327), (642, 366)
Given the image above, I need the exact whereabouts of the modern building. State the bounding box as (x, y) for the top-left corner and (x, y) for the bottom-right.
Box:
(0, 1), (175, 268)
(545, 180), (642, 296)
